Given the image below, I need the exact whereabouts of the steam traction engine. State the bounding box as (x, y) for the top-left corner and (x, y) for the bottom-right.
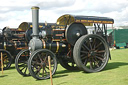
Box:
(0, 21), (55, 70)
(0, 26), (29, 70)
(15, 6), (114, 80)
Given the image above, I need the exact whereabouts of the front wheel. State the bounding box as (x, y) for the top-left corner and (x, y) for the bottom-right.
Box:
(15, 49), (30, 76)
(73, 34), (109, 72)
(28, 49), (57, 80)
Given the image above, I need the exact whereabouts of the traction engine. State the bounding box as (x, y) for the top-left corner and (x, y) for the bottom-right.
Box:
(15, 6), (114, 80)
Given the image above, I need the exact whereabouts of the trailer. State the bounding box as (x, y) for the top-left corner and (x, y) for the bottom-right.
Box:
(113, 29), (128, 49)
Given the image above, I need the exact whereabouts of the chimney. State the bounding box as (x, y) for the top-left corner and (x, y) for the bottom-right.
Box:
(31, 6), (39, 38)
(29, 6), (42, 51)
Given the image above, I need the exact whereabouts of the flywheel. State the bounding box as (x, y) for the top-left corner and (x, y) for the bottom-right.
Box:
(65, 22), (87, 45)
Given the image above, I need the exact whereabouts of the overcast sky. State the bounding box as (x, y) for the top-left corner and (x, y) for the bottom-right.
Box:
(0, 0), (128, 29)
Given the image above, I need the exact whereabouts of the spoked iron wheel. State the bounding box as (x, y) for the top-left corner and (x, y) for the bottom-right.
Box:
(58, 56), (78, 70)
(73, 34), (109, 72)
(0, 49), (13, 70)
(15, 49), (30, 76)
(28, 49), (57, 80)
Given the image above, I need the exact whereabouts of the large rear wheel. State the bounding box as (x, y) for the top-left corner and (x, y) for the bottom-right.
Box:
(73, 34), (109, 72)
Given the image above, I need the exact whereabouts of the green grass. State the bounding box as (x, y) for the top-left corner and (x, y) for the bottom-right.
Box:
(1, 49), (128, 85)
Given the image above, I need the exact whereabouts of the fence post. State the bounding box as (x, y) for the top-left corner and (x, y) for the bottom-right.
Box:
(1, 52), (3, 74)
(48, 56), (53, 85)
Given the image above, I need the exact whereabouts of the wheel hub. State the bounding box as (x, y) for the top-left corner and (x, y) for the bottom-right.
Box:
(42, 63), (46, 67)
(90, 51), (96, 56)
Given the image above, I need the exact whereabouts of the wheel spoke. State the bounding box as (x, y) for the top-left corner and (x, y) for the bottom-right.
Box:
(95, 61), (100, 68)
(45, 66), (49, 70)
(82, 43), (90, 51)
(36, 66), (42, 75)
(37, 54), (43, 63)
(90, 59), (93, 69)
(81, 51), (88, 54)
(20, 66), (26, 71)
(44, 55), (48, 63)
(18, 63), (25, 67)
(83, 59), (88, 66)
(95, 53), (103, 57)
(93, 57), (100, 67)
(3, 56), (8, 60)
(97, 50), (105, 53)
(81, 54), (86, 57)
(92, 38), (96, 49)
(81, 56), (88, 60)
(95, 56), (104, 62)
(95, 42), (102, 49)
(24, 67), (27, 74)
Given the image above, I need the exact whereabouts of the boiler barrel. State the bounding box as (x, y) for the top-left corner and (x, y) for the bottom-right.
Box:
(3, 41), (28, 50)
(41, 40), (67, 53)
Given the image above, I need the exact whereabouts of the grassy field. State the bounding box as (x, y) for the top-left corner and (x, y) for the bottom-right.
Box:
(1, 49), (128, 85)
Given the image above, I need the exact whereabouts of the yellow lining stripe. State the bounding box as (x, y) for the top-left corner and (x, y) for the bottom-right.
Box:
(56, 42), (59, 53)
(41, 39), (46, 49)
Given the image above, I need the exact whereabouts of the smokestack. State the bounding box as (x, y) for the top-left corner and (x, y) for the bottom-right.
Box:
(31, 6), (39, 38)
(29, 6), (42, 51)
